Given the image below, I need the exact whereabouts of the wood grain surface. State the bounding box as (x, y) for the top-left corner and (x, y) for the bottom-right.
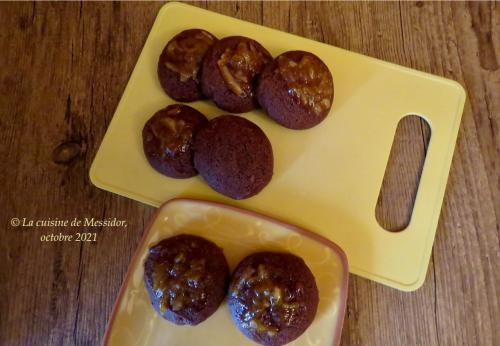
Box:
(0, 2), (498, 346)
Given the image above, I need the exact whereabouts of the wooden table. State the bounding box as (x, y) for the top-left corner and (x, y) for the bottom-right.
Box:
(1, 2), (498, 345)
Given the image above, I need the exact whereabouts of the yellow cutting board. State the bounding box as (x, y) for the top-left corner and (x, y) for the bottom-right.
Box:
(90, 2), (466, 291)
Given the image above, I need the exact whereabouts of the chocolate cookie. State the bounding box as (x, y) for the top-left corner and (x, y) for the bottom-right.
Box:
(228, 252), (319, 346)
(158, 29), (217, 102)
(144, 234), (230, 325)
(257, 50), (334, 130)
(201, 36), (272, 113)
(193, 115), (273, 199)
(142, 104), (208, 178)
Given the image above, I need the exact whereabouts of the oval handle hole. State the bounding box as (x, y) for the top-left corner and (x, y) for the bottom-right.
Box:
(375, 114), (431, 232)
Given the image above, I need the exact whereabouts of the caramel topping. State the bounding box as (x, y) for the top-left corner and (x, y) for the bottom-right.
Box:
(247, 318), (279, 337)
(232, 264), (305, 334)
(217, 41), (270, 97)
(277, 54), (333, 115)
(152, 248), (208, 314)
(150, 109), (193, 157)
(165, 30), (215, 82)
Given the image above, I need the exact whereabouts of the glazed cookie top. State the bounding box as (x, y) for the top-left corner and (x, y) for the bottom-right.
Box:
(146, 105), (200, 157)
(163, 29), (216, 82)
(144, 234), (229, 325)
(216, 37), (272, 98)
(276, 51), (333, 116)
(149, 238), (211, 314)
(229, 252), (319, 345)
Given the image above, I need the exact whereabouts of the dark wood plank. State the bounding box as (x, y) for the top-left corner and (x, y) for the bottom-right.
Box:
(0, 2), (498, 346)
(0, 2), (162, 345)
(375, 115), (431, 232)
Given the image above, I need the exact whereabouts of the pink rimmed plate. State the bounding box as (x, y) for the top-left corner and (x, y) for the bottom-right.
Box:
(103, 199), (348, 346)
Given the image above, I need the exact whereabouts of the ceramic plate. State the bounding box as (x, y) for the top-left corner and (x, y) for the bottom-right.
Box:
(103, 199), (348, 346)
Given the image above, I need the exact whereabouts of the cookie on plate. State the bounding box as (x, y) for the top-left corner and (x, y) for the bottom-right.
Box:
(228, 252), (319, 346)
(201, 36), (272, 113)
(158, 29), (217, 102)
(142, 104), (208, 178)
(193, 115), (273, 199)
(144, 234), (230, 325)
(257, 50), (334, 129)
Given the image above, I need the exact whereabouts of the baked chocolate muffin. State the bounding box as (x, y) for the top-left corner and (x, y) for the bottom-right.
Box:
(228, 252), (319, 346)
(257, 50), (334, 130)
(193, 115), (273, 199)
(144, 234), (230, 325)
(201, 36), (272, 113)
(158, 29), (217, 102)
(142, 104), (208, 178)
